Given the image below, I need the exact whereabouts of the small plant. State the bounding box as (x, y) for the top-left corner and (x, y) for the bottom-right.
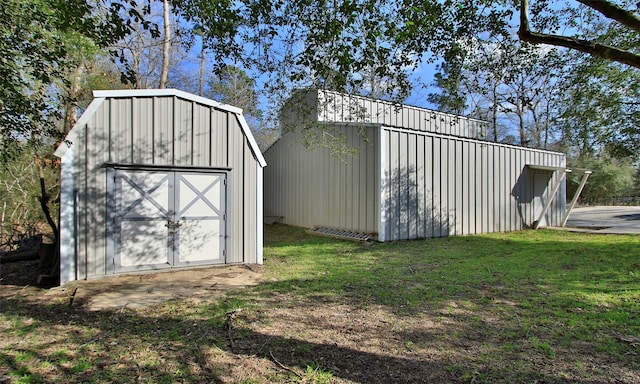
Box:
(70, 357), (92, 373)
(529, 337), (556, 358)
(300, 364), (333, 384)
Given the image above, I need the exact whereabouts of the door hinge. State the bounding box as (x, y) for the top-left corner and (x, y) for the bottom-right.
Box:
(223, 214), (226, 221)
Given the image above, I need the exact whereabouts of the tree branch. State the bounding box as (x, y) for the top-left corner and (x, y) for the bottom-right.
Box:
(576, 0), (640, 33)
(519, 0), (640, 69)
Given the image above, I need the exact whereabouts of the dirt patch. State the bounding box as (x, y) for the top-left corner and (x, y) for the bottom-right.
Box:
(1, 261), (263, 311)
(71, 265), (263, 310)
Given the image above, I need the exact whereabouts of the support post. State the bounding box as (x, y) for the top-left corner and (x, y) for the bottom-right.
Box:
(533, 170), (568, 229)
(561, 170), (592, 227)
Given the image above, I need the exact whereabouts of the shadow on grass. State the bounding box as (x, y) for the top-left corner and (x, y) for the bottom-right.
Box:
(1, 226), (639, 383)
(0, 295), (620, 384)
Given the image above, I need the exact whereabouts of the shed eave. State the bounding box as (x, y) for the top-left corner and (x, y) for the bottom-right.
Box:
(54, 97), (106, 158)
(526, 164), (570, 172)
(237, 113), (267, 168)
(93, 88), (242, 114)
(91, 89), (267, 168)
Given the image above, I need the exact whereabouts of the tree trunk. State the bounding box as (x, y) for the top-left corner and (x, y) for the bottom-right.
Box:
(491, 82), (498, 142)
(34, 154), (60, 282)
(63, 64), (83, 135)
(159, 0), (171, 88)
(199, 41), (205, 96)
(35, 155), (58, 245)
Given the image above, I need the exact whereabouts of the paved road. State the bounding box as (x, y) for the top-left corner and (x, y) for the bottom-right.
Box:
(564, 206), (640, 234)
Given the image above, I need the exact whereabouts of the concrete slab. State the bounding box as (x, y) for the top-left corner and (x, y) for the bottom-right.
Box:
(65, 264), (263, 311)
(563, 206), (640, 234)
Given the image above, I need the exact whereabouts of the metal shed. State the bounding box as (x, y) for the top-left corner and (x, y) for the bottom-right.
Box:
(55, 89), (266, 284)
(264, 89), (567, 241)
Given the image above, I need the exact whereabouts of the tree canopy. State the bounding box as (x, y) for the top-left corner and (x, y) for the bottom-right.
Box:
(1, 0), (639, 159)
(0, 0), (157, 159)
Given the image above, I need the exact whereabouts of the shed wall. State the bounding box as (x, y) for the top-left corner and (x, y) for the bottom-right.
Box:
(264, 124), (566, 242)
(70, 95), (262, 280)
(282, 89), (488, 139)
(264, 125), (379, 234)
(380, 127), (566, 241)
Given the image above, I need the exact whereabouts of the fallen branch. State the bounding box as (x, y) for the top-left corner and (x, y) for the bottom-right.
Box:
(0, 249), (39, 264)
(68, 287), (78, 307)
(611, 330), (640, 347)
(225, 309), (242, 349)
(269, 351), (301, 378)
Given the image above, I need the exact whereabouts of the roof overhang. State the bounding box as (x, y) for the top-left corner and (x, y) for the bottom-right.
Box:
(54, 89), (266, 168)
(93, 88), (242, 114)
(525, 164), (593, 228)
(526, 164), (592, 175)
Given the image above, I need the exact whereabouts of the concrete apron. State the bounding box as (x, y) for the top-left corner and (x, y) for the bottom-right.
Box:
(559, 206), (640, 235)
(65, 264), (262, 311)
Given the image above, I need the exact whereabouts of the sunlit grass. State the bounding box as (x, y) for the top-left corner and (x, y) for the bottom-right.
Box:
(258, 225), (640, 358)
(1, 225), (638, 383)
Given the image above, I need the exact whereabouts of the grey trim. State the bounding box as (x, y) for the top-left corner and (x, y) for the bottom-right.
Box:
(225, 170), (232, 264)
(59, 146), (76, 284)
(103, 162), (232, 172)
(562, 170), (593, 227)
(378, 128), (387, 242)
(255, 166), (263, 264)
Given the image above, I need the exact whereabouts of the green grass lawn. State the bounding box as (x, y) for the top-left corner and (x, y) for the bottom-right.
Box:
(1, 225), (639, 383)
(262, 226), (640, 337)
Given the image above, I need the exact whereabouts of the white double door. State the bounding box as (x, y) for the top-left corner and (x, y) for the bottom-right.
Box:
(111, 169), (226, 272)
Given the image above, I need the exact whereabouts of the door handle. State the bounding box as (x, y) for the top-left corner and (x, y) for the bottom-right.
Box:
(165, 221), (183, 229)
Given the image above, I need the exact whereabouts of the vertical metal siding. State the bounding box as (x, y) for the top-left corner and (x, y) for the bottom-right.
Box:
(193, 103), (210, 166)
(72, 93), (263, 279)
(455, 139), (464, 235)
(76, 119), (88, 279)
(264, 125), (378, 234)
(244, 145), (257, 263)
(109, 98), (131, 163)
(314, 89), (488, 139)
(228, 116), (245, 263)
(432, 137), (442, 237)
(132, 98), (154, 164)
(86, 100), (111, 277)
(153, 97), (173, 164)
(416, 135), (426, 237)
(380, 127), (566, 241)
(408, 135), (418, 238)
(173, 98), (193, 166)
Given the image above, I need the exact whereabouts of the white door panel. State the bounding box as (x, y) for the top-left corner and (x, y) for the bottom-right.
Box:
(120, 220), (169, 267)
(176, 173), (225, 265)
(112, 169), (226, 272)
(177, 219), (223, 263)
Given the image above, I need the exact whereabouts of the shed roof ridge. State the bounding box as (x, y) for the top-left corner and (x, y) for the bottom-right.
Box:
(55, 89), (266, 168)
(92, 88), (242, 114)
(315, 88), (489, 125)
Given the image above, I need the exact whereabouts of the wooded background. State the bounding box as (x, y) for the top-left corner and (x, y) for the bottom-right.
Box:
(1, 0), (639, 249)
